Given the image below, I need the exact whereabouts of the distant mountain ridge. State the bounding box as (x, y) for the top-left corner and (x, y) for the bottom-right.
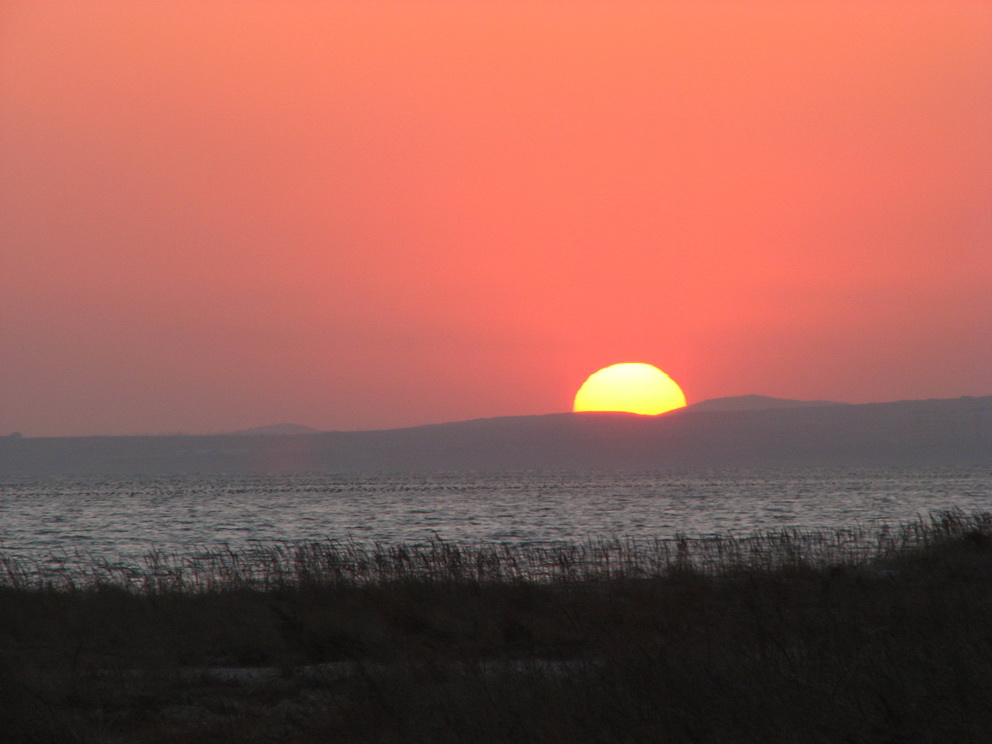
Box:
(685, 394), (845, 412)
(226, 395), (846, 436)
(226, 423), (320, 436)
(2, 395), (989, 475)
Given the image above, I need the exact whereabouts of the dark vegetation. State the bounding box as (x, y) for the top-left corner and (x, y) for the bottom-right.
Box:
(3, 510), (992, 743)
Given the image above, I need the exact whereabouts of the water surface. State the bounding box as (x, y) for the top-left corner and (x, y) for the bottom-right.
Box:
(2, 469), (990, 564)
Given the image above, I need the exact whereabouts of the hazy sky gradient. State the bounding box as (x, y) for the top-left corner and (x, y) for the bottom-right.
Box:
(3, 1), (991, 436)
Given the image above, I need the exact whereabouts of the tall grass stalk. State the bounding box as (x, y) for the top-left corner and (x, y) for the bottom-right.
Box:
(2, 509), (989, 593)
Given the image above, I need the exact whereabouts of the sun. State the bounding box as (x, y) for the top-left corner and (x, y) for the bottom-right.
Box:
(573, 363), (687, 415)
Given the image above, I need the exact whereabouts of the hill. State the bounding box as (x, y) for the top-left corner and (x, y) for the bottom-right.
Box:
(1, 396), (989, 475)
(226, 423), (321, 436)
(685, 394), (844, 412)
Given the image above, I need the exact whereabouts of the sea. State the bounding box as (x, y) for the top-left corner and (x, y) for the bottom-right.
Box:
(2, 469), (991, 567)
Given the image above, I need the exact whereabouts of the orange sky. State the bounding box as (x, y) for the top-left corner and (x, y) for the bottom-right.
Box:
(2, 1), (991, 436)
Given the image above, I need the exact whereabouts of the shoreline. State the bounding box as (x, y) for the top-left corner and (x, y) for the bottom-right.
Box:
(3, 511), (992, 742)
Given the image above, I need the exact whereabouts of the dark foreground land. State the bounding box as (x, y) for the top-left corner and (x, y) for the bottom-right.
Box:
(3, 511), (992, 743)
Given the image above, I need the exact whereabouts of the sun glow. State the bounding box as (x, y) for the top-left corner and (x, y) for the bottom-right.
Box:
(573, 363), (687, 415)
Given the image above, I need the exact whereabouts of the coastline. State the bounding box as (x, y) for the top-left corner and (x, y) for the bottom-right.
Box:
(4, 511), (992, 742)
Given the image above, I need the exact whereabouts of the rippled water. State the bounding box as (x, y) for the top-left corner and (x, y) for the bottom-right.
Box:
(1, 469), (990, 563)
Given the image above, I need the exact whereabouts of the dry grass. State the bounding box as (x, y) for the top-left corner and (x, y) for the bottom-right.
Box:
(3, 510), (992, 743)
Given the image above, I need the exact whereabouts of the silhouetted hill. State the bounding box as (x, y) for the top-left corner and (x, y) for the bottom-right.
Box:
(685, 394), (844, 412)
(227, 424), (320, 436)
(1, 396), (989, 475)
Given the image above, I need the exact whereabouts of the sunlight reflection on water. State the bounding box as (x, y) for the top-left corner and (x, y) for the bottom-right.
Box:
(1, 469), (990, 563)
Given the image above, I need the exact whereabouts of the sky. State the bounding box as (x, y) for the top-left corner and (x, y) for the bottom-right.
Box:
(2, 1), (991, 437)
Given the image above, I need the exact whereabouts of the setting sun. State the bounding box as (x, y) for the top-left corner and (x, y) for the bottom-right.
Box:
(574, 363), (687, 415)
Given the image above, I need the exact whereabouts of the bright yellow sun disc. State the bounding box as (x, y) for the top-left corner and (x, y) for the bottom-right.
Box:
(573, 363), (687, 415)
